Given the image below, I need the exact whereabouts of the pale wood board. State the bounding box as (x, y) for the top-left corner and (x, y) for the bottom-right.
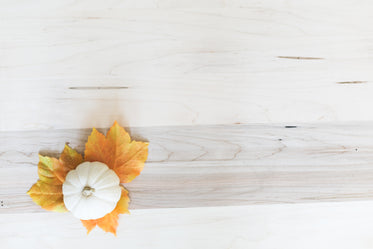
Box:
(3, 202), (373, 249)
(2, 124), (373, 214)
(2, 0), (373, 131)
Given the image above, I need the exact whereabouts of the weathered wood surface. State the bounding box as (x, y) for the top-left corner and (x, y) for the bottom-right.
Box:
(2, 123), (373, 214)
(2, 0), (373, 131)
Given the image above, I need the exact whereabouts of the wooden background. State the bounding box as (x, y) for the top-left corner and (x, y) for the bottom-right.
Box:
(2, 0), (373, 248)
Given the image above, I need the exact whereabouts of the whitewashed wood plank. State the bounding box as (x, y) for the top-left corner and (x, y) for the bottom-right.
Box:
(2, 124), (373, 213)
(2, 1), (373, 130)
(2, 202), (373, 249)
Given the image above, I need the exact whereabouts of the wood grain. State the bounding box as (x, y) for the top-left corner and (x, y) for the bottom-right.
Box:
(2, 0), (373, 131)
(3, 202), (373, 249)
(2, 123), (373, 214)
(3, 1), (373, 247)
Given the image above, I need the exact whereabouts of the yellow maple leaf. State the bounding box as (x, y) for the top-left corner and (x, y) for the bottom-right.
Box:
(27, 121), (148, 235)
(27, 145), (83, 212)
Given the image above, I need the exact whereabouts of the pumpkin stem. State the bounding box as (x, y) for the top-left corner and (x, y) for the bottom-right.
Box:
(82, 186), (95, 198)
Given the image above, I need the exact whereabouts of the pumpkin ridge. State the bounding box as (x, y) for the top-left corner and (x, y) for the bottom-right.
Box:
(93, 184), (122, 191)
(92, 188), (121, 203)
(86, 162), (111, 186)
(92, 170), (119, 188)
(69, 196), (83, 214)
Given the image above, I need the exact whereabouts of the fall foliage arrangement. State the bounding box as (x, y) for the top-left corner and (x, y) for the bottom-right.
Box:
(27, 121), (149, 235)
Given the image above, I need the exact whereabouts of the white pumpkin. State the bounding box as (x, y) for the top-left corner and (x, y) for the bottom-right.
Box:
(62, 161), (122, 220)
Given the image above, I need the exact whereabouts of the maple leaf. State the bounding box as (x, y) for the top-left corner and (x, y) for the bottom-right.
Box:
(85, 121), (149, 183)
(81, 186), (130, 235)
(27, 121), (148, 235)
(27, 145), (83, 212)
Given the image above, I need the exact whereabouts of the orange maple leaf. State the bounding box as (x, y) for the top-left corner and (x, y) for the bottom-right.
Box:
(27, 121), (148, 235)
(85, 121), (149, 183)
